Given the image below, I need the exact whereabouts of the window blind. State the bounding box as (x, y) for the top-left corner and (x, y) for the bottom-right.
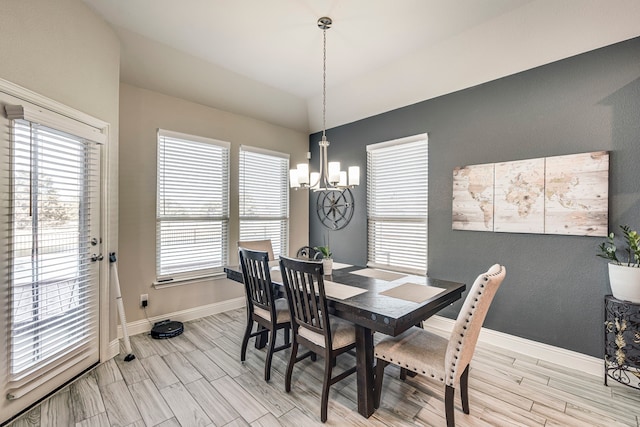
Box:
(239, 146), (289, 258)
(8, 118), (99, 396)
(156, 129), (229, 280)
(367, 134), (428, 275)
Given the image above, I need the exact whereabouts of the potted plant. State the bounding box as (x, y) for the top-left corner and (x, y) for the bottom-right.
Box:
(598, 225), (640, 303)
(314, 245), (333, 275)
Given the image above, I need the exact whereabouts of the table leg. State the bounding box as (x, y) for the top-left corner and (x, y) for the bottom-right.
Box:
(355, 325), (375, 418)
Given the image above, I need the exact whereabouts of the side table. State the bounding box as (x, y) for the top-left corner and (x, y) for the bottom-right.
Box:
(604, 295), (640, 390)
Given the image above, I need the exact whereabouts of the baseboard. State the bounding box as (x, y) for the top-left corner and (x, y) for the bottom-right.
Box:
(116, 300), (601, 377)
(117, 297), (246, 338)
(423, 315), (603, 378)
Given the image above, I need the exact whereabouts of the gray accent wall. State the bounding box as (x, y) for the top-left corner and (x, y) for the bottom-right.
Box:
(309, 36), (640, 358)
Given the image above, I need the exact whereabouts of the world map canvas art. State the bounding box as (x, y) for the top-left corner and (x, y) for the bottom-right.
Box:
(452, 151), (609, 236)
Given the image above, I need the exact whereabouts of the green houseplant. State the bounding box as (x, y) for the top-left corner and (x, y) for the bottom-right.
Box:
(598, 225), (640, 303)
(314, 245), (333, 275)
(314, 245), (332, 259)
(597, 225), (640, 267)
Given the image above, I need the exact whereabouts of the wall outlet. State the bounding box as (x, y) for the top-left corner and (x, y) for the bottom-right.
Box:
(140, 294), (148, 308)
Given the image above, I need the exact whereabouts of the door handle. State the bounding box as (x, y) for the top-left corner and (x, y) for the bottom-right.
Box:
(91, 253), (104, 262)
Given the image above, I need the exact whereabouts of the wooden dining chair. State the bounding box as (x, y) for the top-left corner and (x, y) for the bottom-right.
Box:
(278, 255), (357, 423)
(239, 248), (290, 382)
(374, 264), (506, 427)
(238, 239), (275, 262)
(295, 245), (322, 260)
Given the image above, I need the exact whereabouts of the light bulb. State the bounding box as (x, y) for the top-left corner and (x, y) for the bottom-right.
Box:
(348, 166), (360, 186)
(328, 162), (340, 183)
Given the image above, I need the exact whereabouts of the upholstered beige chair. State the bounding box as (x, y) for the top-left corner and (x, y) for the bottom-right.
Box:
(279, 255), (357, 423)
(238, 239), (275, 261)
(374, 264), (506, 427)
(239, 248), (290, 381)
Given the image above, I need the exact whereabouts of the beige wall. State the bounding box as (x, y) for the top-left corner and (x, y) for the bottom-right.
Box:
(119, 83), (309, 322)
(0, 0), (120, 337)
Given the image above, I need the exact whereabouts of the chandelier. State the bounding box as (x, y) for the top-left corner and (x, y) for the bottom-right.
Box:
(290, 17), (360, 193)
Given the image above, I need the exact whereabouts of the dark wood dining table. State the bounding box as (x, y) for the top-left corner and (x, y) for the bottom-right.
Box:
(224, 263), (466, 418)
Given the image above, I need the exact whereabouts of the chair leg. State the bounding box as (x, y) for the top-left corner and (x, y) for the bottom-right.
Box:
(400, 367), (407, 381)
(285, 341), (298, 392)
(284, 325), (290, 346)
(445, 385), (455, 427)
(320, 353), (333, 422)
(264, 328), (277, 382)
(255, 324), (268, 349)
(460, 365), (470, 414)
(240, 319), (253, 362)
(374, 359), (388, 409)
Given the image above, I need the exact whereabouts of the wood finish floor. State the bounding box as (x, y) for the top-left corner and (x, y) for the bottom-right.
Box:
(6, 308), (640, 427)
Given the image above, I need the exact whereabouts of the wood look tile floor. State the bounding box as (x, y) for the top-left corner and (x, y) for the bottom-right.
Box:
(6, 308), (640, 427)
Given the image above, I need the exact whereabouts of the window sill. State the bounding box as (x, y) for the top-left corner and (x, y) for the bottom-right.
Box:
(152, 271), (228, 289)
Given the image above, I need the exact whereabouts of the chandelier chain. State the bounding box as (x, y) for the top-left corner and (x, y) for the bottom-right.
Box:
(288, 16), (358, 208)
(322, 27), (327, 139)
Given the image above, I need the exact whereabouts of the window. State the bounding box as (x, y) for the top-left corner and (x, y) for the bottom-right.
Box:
(367, 134), (428, 275)
(156, 129), (229, 280)
(239, 146), (289, 258)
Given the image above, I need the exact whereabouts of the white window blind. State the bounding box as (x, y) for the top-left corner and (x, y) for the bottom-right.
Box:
(367, 134), (428, 275)
(239, 146), (289, 258)
(157, 129), (229, 280)
(8, 117), (100, 395)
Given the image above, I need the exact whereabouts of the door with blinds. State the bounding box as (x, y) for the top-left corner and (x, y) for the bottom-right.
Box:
(0, 92), (103, 423)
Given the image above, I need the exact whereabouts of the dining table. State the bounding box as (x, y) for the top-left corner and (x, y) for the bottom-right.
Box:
(224, 262), (466, 418)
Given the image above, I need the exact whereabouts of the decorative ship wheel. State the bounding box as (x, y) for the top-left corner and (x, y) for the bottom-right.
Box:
(316, 188), (354, 230)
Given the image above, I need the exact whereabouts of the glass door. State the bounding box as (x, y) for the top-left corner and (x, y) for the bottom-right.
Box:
(0, 94), (102, 423)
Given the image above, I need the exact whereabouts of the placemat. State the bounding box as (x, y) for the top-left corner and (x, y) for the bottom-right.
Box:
(331, 262), (352, 270)
(379, 282), (444, 303)
(268, 269), (365, 299)
(324, 281), (368, 300)
(351, 268), (407, 282)
(270, 269), (282, 283)
(268, 260), (280, 268)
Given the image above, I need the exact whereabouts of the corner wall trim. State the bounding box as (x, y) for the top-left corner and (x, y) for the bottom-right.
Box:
(106, 339), (120, 361)
(117, 297), (246, 339)
(423, 315), (603, 378)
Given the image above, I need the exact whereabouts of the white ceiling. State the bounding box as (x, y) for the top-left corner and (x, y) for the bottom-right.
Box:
(83, 0), (640, 133)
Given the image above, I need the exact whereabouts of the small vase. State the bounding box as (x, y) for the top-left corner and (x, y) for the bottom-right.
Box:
(608, 263), (640, 303)
(322, 258), (333, 275)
